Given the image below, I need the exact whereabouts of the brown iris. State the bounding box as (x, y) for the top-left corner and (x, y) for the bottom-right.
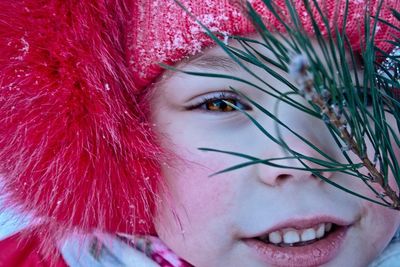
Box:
(205, 99), (237, 112)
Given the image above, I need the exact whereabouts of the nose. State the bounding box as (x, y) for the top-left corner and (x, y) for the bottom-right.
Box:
(250, 93), (341, 187)
(255, 137), (334, 187)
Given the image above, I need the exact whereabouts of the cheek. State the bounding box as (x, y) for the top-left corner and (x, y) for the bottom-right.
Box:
(346, 117), (400, 198)
(169, 169), (227, 213)
(359, 202), (400, 251)
(154, 144), (244, 229)
(337, 203), (400, 267)
(153, 150), (246, 263)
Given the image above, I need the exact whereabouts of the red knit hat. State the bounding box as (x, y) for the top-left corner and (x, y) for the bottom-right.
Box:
(0, 0), (399, 249)
(129, 0), (400, 89)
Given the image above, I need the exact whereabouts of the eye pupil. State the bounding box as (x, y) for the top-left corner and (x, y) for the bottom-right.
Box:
(206, 99), (235, 112)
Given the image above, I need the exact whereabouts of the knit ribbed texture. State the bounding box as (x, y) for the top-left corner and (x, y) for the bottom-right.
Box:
(128, 0), (400, 89)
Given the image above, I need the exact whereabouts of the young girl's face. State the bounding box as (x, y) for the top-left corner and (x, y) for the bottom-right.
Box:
(150, 36), (400, 267)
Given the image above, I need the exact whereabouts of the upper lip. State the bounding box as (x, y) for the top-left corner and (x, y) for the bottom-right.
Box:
(250, 215), (353, 238)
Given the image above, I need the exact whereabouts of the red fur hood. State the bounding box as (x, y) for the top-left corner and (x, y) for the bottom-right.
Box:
(0, 0), (162, 248)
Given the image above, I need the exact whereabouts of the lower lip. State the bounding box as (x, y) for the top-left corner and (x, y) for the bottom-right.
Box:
(244, 226), (348, 267)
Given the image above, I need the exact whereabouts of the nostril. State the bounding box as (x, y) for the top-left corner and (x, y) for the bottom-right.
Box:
(274, 171), (325, 186)
(311, 172), (321, 178)
(276, 174), (292, 183)
(256, 158), (332, 186)
(312, 170), (333, 180)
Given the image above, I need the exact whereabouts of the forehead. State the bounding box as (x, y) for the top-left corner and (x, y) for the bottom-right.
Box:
(154, 34), (359, 91)
(177, 35), (279, 70)
(157, 35), (274, 85)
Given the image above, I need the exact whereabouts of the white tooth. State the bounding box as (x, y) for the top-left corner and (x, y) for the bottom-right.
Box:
(325, 223), (332, 232)
(301, 228), (316, 242)
(316, 223), (325, 238)
(283, 229), (300, 244)
(268, 231), (282, 244)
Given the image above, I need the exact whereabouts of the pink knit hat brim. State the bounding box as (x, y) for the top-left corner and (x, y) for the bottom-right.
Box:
(129, 0), (400, 90)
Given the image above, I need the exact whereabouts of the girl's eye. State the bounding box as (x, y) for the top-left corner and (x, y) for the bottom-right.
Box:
(205, 98), (243, 112)
(186, 92), (252, 112)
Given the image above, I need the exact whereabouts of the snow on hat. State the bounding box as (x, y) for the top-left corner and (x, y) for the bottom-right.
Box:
(129, 0), (400, 89)
(0, 0), (398, 250)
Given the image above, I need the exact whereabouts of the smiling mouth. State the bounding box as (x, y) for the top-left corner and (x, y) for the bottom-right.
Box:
(245, 219), (350, 267)
(256, 222), (338, 247)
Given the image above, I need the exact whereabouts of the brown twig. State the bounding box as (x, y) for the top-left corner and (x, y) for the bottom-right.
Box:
(289, 54), (400, 209)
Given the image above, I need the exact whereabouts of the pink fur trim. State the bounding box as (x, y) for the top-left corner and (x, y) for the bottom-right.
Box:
(0, 0), (162, 253)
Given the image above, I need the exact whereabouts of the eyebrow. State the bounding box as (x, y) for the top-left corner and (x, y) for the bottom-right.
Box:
(188, 55), (245, 71)
(152, 54), (245, 90)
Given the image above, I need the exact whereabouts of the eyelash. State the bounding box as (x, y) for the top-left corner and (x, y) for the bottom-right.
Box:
(184, 89), (374, 114)
(186, 92), (252, 112)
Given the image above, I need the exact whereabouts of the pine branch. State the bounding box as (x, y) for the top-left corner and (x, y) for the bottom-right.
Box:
(172, 0), (400, 209)
(290, 53), (400, 209)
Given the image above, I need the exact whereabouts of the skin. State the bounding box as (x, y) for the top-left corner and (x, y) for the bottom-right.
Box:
(149, 36), (400, 267)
